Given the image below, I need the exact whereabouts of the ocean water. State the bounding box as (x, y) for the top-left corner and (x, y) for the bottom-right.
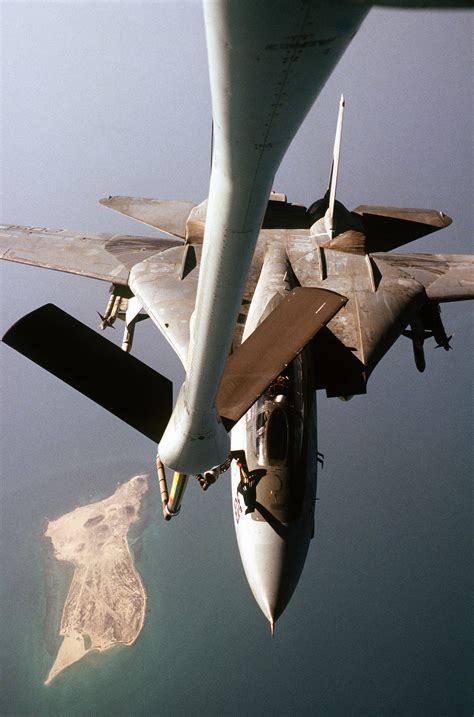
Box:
(1, 366), (472, 717)
(2, 460), (144, 714)
(0, 456), (255, 717)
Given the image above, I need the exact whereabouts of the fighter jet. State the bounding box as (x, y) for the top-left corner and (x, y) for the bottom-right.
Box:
(1, 1), (473, 630)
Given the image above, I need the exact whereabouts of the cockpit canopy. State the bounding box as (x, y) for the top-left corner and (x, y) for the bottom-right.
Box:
(255, 402), (289, 466)
(248, 360), (304, 468)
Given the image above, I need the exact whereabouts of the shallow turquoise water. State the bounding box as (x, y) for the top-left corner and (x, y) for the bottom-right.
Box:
(1, 434), (472, 716)
(0, 463), (172, 716)
(1, 459), (249, 716)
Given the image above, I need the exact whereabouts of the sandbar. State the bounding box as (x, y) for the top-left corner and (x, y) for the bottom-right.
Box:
(44, 474), (149, 685)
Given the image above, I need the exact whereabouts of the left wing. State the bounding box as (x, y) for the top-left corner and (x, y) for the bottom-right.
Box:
(0, 224), (179, 285)
(372, 253), (474, 302)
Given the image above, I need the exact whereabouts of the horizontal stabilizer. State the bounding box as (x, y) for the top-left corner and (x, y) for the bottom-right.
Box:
(262, 200), (313, 230)
(3, 304), (172, 443)
(184, 197), (314, 243)
(216, 288), (347, 426)
(352, 205), (452, 252)
(100, 196), (196, 239)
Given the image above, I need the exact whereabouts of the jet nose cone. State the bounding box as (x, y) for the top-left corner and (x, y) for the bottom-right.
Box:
(254, 548), (290, 625)
(235, 516), (311, 627)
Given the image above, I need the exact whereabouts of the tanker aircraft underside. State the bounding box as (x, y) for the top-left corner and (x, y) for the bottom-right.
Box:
(1, 0), (473, 629)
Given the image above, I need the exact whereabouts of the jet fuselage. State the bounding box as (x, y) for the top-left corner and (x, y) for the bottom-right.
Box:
(228, 234), (319, 628)
(231, 351), (318, 629)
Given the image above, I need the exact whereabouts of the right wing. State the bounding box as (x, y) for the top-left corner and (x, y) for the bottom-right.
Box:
(372, 252), (474, 303)
(0, 224), (179, 285)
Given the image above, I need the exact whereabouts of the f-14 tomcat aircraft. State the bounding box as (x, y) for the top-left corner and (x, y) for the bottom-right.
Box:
(1, 1), (473, 631)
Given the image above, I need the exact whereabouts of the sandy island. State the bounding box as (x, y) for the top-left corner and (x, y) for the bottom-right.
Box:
(44, 474), (149, 685)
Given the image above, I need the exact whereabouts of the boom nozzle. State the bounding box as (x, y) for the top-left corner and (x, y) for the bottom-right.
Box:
(156, 456), (189, 520)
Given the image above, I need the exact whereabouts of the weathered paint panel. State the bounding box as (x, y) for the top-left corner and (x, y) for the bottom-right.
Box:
(158, 2), (369, 473)
(373, 253), (474, 303)
(0, 224), (177, 285)
(100, 196), (195, 239)
(129, 245), (201, 365)
(217, 287), (346, 424)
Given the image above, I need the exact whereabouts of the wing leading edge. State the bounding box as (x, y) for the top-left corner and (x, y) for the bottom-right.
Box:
(373, 253), (474, 303)
(0, 224), (179, 285)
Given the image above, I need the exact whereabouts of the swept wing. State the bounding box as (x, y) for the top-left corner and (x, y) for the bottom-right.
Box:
(0, 224), (179, 285)
(373, 253), (474, 303)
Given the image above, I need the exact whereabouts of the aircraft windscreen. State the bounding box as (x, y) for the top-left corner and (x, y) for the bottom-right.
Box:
(254, 403), (289, 466)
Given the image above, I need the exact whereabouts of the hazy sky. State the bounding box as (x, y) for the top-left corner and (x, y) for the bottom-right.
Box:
(1, 3), (473, 716)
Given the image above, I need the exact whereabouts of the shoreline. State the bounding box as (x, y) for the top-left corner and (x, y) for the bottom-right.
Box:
(43, 474), (150, 685)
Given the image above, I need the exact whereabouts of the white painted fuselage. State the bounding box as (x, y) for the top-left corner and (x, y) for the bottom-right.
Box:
(230, 242), (318, 629)
(230, 360), (318, 630)
(158, 1), (368, 474)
